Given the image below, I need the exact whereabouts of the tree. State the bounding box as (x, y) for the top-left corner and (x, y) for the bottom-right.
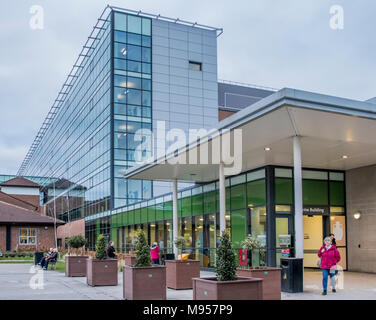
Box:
(174, 236), (186, 261)
(216, 231), (237, 281)
(66, 235), (87, 255)
(95, 234), (107, 260)
(134, 230), (151, 267)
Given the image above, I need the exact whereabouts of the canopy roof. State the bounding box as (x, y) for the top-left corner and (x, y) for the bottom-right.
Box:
(123, 88), (376, 182)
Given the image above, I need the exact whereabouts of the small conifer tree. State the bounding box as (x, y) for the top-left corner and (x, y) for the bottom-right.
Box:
(216, 231), (237, 281)
(174, 236), (186, 261)
(135, 230), (151, 267)
(95, 234), (107, 260)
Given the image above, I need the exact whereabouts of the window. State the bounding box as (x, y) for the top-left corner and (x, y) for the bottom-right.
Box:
(189, 61), (202, 71)
(19, 228), (37, 245)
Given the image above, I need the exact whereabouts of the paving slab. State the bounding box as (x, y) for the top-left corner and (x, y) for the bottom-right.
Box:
(0, 264), (375, 300)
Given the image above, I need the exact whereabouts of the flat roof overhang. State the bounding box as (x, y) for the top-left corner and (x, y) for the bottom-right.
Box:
(123, 88), (376, 183)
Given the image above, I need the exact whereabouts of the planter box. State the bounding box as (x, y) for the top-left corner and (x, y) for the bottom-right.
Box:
(236, 267), (281, 300)
(65, 256), (88, 277)
(166, 260), (200, 289)
(86, 258), (118, 286)
(193, 276), (263, 300)
(124, 254), (136, 266)
(123, 265), (166, 300)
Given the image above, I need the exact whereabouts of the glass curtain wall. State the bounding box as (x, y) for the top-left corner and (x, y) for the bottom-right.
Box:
(113, 11), (153, 208)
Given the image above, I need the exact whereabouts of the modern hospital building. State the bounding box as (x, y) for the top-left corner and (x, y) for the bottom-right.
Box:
(12, 6), (376, 273)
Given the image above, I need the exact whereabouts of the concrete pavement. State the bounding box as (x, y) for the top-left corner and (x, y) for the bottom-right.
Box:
(0, 263), (375, 300)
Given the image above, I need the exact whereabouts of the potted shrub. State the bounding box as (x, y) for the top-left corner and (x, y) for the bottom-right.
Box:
(236, 234), (281, 300)
(65, 235), (88, 277)
(86, 234), (118, 286)
(165, 236), (200, 290)
(123, 230), (166, 300)
(192, 231), (263, 300)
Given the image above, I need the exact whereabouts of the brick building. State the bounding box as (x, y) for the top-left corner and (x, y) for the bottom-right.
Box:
(0, 201), (64, 252)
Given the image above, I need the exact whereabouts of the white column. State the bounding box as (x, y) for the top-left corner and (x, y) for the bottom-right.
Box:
(293, 136), (304, 259)
(172, 178), (178, 258)
(219, 162), (226, 234)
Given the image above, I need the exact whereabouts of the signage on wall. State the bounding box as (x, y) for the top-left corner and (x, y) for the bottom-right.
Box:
(281, 249), (290, 257)
(303, 206), (328, 215)
(279, 234), (291, 247)
(238, 249), (248, 266)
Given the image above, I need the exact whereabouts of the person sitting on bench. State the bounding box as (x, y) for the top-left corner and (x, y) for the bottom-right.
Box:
(42, 248), (58, 270)
(39, 248), (53, 268)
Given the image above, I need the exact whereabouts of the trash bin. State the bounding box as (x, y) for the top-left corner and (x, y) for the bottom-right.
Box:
(280, 257), (303, 293)
(161, 253), (175, 265)
(34, 252), (44, 265)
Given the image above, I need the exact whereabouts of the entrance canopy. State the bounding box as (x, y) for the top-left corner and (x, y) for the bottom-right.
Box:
(123, 88), (376, 182)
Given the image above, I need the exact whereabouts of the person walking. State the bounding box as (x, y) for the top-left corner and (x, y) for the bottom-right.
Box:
(107, 241), (117, 259)
(318, 237), (341, 295)
(150, 242), (160, 264)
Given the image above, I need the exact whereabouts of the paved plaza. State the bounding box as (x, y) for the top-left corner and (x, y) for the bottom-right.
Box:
(0, 263), (375, 300)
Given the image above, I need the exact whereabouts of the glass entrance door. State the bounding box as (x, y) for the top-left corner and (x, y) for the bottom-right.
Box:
(303, 215), (323, 268)
(275, 215), (293, 267)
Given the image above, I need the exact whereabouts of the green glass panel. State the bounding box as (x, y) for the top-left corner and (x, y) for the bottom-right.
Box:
(164, 201), (172, 220)
(230, 209), (247, 248)
(216, 187), (231, 212)
(192, 194), (203, 216)
(140, 207), (148, 223)
(330, 181), (345, 206)
(147, 205), (156, 222)
(128, 210), (135, 225)
(247, 179), (266, 207)
(178, 198), (182, 217)
(156, 203), (164, 221)
(182, 197), (191, 217)
(204, 191), (216, 214)
(111, 215), (116, 228)
(96, 219), (100, 239)
(275, 178), (292, 204)
(134, 208), (141, 224)
(303, 180), (328, 205)
(231, 184), (246, 210)
(122, 212), (128, 226)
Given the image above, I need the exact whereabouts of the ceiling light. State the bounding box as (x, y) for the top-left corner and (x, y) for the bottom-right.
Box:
(264, 147), (271, 151)
(342, 155), (348, 159)
(353, 212), (361, 220)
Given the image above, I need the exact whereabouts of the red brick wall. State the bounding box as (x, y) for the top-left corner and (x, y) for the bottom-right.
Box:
(0, 226), (57, 251)
(219, 109), (237, 121)
(57, 218), (85, 248)
(0, 226), (6, 251)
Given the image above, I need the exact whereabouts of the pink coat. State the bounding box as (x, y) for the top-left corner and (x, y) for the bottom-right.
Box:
(150, 246), (160, 259)
(317, 245), (340, 269)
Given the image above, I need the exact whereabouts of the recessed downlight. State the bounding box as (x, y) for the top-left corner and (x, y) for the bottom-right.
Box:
(264, 147), (271, 151)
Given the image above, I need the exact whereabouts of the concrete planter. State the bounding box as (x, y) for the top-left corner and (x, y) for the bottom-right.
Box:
(236, 267), (281, 300)
(166, 260), (200, 289)
(65, 255), (88, 277)
(193, 276), (263, 300)
(124, 254), (136, 266)
(86, 258), (118, 286)
(123, 265), (166, 300)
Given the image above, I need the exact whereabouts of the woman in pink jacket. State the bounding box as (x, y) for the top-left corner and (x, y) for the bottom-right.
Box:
(318, 237), (341, 295)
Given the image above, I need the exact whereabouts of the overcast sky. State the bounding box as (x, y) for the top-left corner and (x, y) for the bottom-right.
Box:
(0, 0), (375, 175)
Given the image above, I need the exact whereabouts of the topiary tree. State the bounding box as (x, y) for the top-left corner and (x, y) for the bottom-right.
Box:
(66, 235), (87, 255)
(134, 229), (151, 267)
(216, 231), (237, 281)
(174, 236), (186, 261)
(95, 234), (107, 260)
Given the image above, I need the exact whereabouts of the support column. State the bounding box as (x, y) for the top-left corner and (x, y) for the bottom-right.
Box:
(172, 178), (178, 258)
(293, 136), (304, 259)
(219, 162), (226, 234)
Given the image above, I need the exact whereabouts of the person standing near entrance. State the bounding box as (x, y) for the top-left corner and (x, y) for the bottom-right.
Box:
(329, 233), (337, 246)
(318, 237), (341, 295)
(150, 242), (160, 264)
